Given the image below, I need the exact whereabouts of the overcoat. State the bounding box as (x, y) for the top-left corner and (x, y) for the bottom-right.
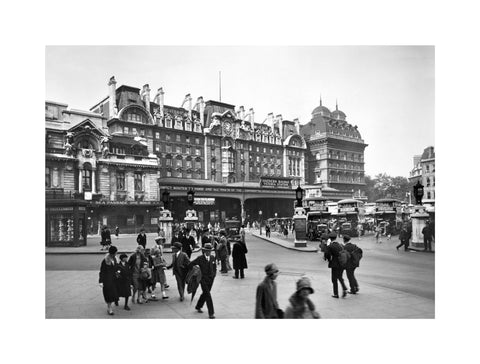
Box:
(232, 241), (248, 270)
(99, 256), (119, 303)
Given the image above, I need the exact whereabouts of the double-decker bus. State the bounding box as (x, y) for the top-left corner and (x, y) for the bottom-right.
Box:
(334, 199), (366, 237)
(374, 198), (404, 235)
(304, 197), (331, 241)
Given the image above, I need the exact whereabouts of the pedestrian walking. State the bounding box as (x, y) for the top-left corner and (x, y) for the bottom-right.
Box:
(181, 229), (195, 258)
(283, 226), (288, 238)
(137, 229), (147, 249)
(167, 242), (190, 301)
(255, 263), (282, 318)
(396, 225), (411, 251)
(285, 276), (320, 319)
(422, 221), (433, 251)
(324, 232), (348, 298)
(128, 245), (148, 304)
(140, 261), (152, 302)
(100, 225), (112, 251)
(188, 242), (217, 319)
(217, 230), (229, 274)
(232, 237), (248, 279)
(375, 226), (382, 244)
(98, 245), (119, 315)
(116, 253), (132, 311)
(265, 224), (271, 238)
(151, 248), (169, 300)
(115, 225), (119, 239)
(343, 235), (362, 294)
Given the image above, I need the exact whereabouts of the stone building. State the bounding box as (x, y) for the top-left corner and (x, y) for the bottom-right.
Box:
(409, 146), (435, 202)
(46, 77), (368, 245)
(300, 98), (368, 201)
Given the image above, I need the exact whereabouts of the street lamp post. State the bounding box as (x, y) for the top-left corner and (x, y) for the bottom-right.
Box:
(410, 181), (429, 249)
(159, 189), (173, 248)
(293, 185), (307, 247)
(185, 189), (198, 230)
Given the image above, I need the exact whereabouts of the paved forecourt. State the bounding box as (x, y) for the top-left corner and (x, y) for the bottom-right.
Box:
(46, 231), (434, 319)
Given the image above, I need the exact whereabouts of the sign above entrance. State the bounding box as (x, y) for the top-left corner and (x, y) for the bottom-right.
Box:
(259, 177), (292, 189)
(194, 197), (216, 205)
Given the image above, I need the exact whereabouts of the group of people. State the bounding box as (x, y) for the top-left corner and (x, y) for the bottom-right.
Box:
(99, 241), (172, 315)
(98, 225), (249, 318)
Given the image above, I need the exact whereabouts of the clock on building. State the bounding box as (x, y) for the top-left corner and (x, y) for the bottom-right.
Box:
(223, 121), (233, 135)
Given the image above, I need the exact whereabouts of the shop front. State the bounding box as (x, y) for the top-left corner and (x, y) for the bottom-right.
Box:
(46, 196), (88, 247)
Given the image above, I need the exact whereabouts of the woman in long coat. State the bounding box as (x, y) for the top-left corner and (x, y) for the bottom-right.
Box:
(232, 240), (248, 279)
(116, 253), (132, 310)
(99, 246), (119, 315)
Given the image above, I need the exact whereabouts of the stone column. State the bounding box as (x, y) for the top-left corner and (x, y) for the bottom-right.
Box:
(92, 170), (96, 194)
(78, 168), (83, 193)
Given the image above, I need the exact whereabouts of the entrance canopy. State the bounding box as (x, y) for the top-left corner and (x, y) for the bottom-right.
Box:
(158, 177), (296, 201)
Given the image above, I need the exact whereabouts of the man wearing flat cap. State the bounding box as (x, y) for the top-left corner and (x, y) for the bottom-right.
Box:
(188, 242), (217, 318)
(255, 263), (282, 318)
(167, 242), (190, 301)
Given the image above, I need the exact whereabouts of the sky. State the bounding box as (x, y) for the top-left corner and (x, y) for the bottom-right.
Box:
(45, 46), (434, 177)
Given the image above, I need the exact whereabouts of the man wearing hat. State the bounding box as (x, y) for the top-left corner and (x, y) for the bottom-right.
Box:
(255, 263), (282, 318)
(188, 242), (217, 318)
(285, 277), (320, 319)
(137, 229), (147, 249)
(343, 235), (362, 294)
(324, 232), (348, 298)
(166, 242), (190, 301)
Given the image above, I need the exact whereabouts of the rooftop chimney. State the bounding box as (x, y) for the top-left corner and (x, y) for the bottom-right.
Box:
(249, 108), (255, 123)
(107, 76), (117, 118)
(142, 84), (151, 114)
(293, 118), (300, 134)
(238, 106), (245, 120)
(267, 112), (275, 129)
(154, 87), (165, 119)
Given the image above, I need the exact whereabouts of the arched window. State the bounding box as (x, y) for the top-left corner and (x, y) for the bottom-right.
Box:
(82, 163), (92, 191)
(46, 167), (51, 187)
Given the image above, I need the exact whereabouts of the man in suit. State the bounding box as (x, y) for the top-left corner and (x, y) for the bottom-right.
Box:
(136, 229), (147, 249)
(324, 232), (348, 298)
(188, 242), (217, 319)
(167, 242), (190, 301)
(343, 235), (361, 294)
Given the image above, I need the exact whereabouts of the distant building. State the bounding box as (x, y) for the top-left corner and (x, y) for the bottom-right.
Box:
(408, 146), (435, 202)
(300, 98), (368, 201)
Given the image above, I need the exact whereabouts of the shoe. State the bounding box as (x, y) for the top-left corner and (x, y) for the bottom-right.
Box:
(180, 297), (184, 302)
(151, 294), (156, 299)
(232, 276), (238, 279)
(331, 295), (339, 298)
(124, 306), (130, 311)
(162, 296), (169, 299)
(342, 290), (347, 298)
(108, 311), (114, 316)
(240, 277), (245, 279)
(209, 315), (216, 319)
(196, 308), (203, 313)
(164, 284), (170, 289)
(396, 246), (399, 250)
(348, 291), (357, 294)
(114, 301), (119, 306)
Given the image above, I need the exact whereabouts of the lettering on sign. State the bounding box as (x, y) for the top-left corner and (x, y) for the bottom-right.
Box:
(377, 206), (395, 212)
(194, 198), (216, 205)
(259, 177), (292, 189)
(48, 207), (74, 212)
(339, 207), (356, 212)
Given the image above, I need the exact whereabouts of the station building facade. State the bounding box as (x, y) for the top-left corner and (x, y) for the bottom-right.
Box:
(45, 77), (367, 245)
